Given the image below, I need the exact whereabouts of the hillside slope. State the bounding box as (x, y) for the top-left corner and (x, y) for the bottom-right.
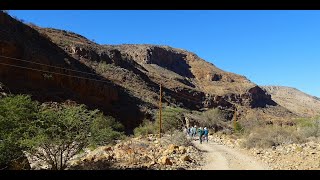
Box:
(0, 12), (146, 133)
(0, 12), (297, 131)
(262, 86), (320, 117)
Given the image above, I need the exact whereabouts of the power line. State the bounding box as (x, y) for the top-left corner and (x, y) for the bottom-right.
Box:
(0, 62), (114, 84)
(163, 91), (203, 104)
(0, 64), (202, 104)
(146, 82), (203, 103)
(147, 83), (203, 104)
(0, 54), (204, 103)
(166, 90), (203, 103)
(145, 74), (204, 103)
(155, 86), (203, 103)
(0, 55), (100, 77)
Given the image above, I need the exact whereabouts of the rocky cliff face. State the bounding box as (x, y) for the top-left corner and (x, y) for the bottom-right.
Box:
(262, 86), (320, 117)
(0, 11), (298, 130)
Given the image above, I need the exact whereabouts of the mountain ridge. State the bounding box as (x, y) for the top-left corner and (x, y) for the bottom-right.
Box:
(0, 12), (298, 132)
(262, 85), (320, 117)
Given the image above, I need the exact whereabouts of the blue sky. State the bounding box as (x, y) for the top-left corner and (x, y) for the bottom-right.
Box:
(8, 10), (320, 98)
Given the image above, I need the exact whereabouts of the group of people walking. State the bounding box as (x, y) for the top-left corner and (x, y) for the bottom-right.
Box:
(186, 125), (209, 144)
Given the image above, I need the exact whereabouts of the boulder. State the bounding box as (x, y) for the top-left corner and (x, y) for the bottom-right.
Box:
(159, 156), (172, 165)
(104, 146), (113, 151)
(168, 144), (179, 151)
(181, 155), (191, 162)
(178, 146), (187, 154)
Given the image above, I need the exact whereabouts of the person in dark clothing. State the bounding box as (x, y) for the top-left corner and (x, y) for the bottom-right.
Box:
(192, 125), (197, 140)
(198, 127), (204, 144)
(203, 127), (209, 143)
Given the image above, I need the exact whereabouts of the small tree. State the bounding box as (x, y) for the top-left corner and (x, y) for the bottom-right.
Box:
(23, 104), (124, 170)
(22, 105), (94, 170)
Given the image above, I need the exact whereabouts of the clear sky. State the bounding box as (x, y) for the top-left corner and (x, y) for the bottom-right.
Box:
(8, 10), (320, 98)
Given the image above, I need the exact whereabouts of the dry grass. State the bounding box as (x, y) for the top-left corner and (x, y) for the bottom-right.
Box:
(241, 125), (304, 149)
(296, 118), (320, 138)
(162, 130), (192, 147)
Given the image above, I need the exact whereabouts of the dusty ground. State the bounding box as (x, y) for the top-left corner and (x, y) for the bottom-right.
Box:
(209, 134), (320, 170)
(192, 139), (270, 170)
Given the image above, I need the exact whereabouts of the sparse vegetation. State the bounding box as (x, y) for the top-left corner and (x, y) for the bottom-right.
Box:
(61, 40), (72, 46)
(296, 117), (320, 139)
(239, 116), (320, 149)
(96, 61), (111, 74)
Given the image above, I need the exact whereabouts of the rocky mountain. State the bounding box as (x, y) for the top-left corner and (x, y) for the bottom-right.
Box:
(0, 12), (297, 132)
(262, 86), (320, 117)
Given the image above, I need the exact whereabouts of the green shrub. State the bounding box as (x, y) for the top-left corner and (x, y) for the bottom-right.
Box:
(234, 121), (244, 134)
(133, 120), (157, 137)
(154, 106), (189, 134)
(89, 113), (124, 145)
(0, 95), (38, 169)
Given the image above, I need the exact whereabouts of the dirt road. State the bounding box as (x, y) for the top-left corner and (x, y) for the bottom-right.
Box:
(193, 141), (270, 170)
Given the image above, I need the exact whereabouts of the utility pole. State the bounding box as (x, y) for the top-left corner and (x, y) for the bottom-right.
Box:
(159, 83), (162, 138)
(233, 106), (237, 131)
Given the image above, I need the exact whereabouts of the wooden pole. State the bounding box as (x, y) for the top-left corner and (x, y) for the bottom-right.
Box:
(159, 83), (162, 138)
(233, 106), (237, 131)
